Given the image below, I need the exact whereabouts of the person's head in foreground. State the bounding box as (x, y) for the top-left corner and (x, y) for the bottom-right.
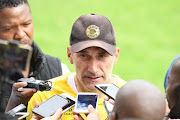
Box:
(166, 58), (180, 118)
(67, 13), (120, 92)
(111, 80), (166, 120)
(0, 0), (33, 45)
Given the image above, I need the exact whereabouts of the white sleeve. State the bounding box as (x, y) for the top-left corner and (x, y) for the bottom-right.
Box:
(61, 63), (70, 75)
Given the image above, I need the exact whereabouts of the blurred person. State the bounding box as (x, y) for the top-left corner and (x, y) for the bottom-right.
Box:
(111, 80), (166, 120)
(0, 0), (70, 112)
(164, 55), (180, 90)
(166, 57), (180, 119)
(27, 13), (127, 120)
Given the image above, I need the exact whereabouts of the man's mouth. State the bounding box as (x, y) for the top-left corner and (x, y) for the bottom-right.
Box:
(86, 76), (101, 81)
(88, 76), (100, 78)
(83, 72), (104, 82)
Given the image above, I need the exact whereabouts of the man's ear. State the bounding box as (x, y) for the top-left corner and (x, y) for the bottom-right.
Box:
(113, 48), (120, 65)
(67, 46), (73, 64)
(111, 112), (116, 120)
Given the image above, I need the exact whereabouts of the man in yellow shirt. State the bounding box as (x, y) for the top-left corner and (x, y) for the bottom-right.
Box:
(27, 13), (126, 120)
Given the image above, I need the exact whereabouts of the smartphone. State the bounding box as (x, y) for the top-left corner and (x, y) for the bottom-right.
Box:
(32, 94), (75, 118)
(15, 112), (30, 120)
(59, 93), (76, 112)
(103, 101), (114, 120)
(95, 83), (119, 100)
(6, 104), (26, 116)
(0, 39), (32, 71)
(74, 92), (99, 113)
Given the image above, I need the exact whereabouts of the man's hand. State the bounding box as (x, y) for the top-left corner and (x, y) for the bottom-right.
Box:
(104, 95), (115, 105)
(31, 101), (62, 120)
(73, 105), (101, 120)
(41, 108), (62, 120)
(5, 81), (37, 112)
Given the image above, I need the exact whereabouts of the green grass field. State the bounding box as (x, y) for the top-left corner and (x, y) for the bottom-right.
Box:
(28, 0), (179, 93)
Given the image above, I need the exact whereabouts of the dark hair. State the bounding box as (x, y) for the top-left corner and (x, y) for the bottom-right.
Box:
(0, 0), (29, 9)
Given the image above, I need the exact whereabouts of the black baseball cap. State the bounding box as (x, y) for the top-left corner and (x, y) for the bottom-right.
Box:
(70, 13), (116, 55)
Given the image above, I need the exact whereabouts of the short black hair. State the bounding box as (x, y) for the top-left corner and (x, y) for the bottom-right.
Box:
(0, 0), (29, 9)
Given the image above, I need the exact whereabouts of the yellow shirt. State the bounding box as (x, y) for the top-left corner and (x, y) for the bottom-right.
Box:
(27, 73), (126, 120)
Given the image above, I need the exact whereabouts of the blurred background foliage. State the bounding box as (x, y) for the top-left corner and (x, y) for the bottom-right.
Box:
(29, 0), (179, 93)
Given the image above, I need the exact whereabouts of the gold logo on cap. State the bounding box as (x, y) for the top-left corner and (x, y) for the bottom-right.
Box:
(86, 25), (100, 38)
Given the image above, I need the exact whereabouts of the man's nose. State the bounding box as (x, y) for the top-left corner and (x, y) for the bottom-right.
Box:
(88, 60), (99, 74)
(14, 27), (26, 41)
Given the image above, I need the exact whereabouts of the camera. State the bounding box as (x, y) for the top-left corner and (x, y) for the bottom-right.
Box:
(17, 78), (53, 91)
(0, 39), (32, 83)
(0, 39), (32, 71)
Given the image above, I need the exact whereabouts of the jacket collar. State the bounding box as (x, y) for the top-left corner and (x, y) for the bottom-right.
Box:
(29, 41), (46, 77)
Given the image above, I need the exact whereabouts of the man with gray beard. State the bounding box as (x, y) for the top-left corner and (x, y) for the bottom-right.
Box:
(27, 13), (126, 120)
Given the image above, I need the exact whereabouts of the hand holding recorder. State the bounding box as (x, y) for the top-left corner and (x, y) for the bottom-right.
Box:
(17, 78), (53, 91)
(5, 77), (54, 112)
(5, 81), (37, 112)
